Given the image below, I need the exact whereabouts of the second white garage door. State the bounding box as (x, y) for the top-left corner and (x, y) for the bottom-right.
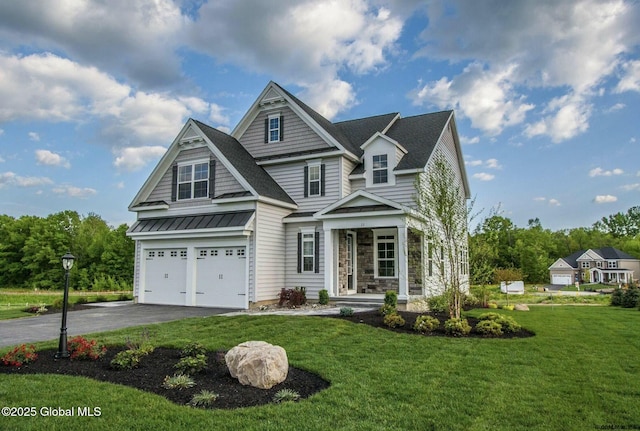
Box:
(195, 247), (247, 308)
(551, 274), (572, 286)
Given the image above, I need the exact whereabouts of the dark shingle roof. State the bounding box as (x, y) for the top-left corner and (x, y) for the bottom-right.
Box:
(386, 111), (453, 170)
(193, 120), (295, 206)
(129, 210), (254, 233)
(562, 247), (638, 267)
(334, 113), (399, 152)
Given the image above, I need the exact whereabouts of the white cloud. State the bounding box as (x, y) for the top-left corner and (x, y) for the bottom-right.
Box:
(524, 93), (592, 143)
(466, 158), (501, 169)
(615, 60), (640, 93)
(589, 167), (624, 177)
(116, 181), (125, 189)
(0, 171), (53, 188)
(465, 159), (483, 167)
(411, 63), (534, 135)
(52, 185), (97, 199)
(533, 197), (546, 202)
(28, 132), (40, 141)
(548, 198), (561, 206)
(605, 103), (626, 113)
(621, 183), (640, 191)
(0, 156), (4, 163)
(593, 194), (618, 203)
(473, 172), (495, 181)
(35, 149), (70, 168)
(533, 197), (561, 206)
(113, 146), (167, 172)
(188, 0), (403, 119)
(460, 135), (480, 145)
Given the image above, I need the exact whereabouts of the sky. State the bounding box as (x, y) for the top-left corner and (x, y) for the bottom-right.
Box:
(0, 0), (638, 232)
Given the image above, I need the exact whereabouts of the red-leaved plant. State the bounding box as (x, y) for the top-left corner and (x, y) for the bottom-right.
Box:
(1, 344), (38, 367)
(67, 336), (107, 361)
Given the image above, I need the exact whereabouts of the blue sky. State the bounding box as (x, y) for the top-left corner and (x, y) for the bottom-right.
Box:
(0, 0), (638, 231)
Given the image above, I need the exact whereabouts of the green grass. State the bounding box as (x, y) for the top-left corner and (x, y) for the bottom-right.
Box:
(473, 284), (612, 306)
(0, 289), (132, 320)
(1, 306), (640, 430)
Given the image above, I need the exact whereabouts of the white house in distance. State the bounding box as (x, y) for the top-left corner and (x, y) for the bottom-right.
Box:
(127, 82), (470, 309)
(548, 247), (640, 286)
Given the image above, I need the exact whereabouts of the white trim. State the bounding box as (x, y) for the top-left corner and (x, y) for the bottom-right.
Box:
(283, 216), (317, 224)
(360, 132), (407, 154)
(373, 228), (398, 279)
(177, 159), (210, 201)
(300, 227), (316, 273)
(307, 161), (322, 197)
(256, 150), (343, 166)
(315, 190), (405, 218)
(267, 113), (281, 143)
(131, 203), (170, 212)
(346, 230), (357, 294)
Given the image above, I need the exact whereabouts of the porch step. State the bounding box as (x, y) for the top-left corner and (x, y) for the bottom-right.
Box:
(331, 295), (384, 308)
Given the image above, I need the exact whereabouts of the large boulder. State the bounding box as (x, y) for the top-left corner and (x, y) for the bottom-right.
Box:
(515, 304), (530, 311)
(225, 341), (288, 389)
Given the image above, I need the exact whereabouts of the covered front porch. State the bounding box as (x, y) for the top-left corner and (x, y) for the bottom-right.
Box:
(590, 268), (635, 285)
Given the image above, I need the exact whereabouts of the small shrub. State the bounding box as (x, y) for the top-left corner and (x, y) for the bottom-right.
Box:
(478, 312), (521, 333)
(444, 318), (471, 337)
(318, 289), (329, 305)
(51, 297), (65, 310)
(487, 302), (498, 309)
(74, 296), (88, 305)
(384, 290), (398, 307)
(175, 354), (208, 375)
(180, 342), (207, 358)
(501, 304), (514, 311)
(611, 288), (624, 306)
(67, 336), (106, 361)
(378, 303), (396, 316)
(162, 374), (196, 390)
(383, 312), (406, 328)
(278, 287), (307, 308)
(475, 320), (503, 337)
(339, 307), (354, 317)
(110, 349), (145, 370)
(413, 315), (440, 334)
(273, 388), (300, 403)
(125, 328), (155, 354)
(427, 295), (448, 313)
(214, 349), (227, 366)
(1, 344), (38, 367)
(622, 288), (640, 308)
(189, 390), (219, 408)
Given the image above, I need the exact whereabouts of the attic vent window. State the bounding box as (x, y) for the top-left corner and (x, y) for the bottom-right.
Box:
(372, 154), (388, 184)
(265, 114), (284, 143)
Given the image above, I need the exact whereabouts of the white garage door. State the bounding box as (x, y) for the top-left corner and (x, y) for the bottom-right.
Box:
(552, 274), (572, 286)
(196, 247), (246, 308)
(143, 249), (187, 305)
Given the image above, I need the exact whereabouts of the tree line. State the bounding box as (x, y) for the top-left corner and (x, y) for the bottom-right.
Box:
(470, 206), (640, 285)
(0, 211), (134, 290)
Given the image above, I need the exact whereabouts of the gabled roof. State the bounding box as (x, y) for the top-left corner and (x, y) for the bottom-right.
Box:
(193, 120), (295, 206)
(558, 247), (638, 268)
(315, 190), (405, 219)
(334, 112), (399, 154)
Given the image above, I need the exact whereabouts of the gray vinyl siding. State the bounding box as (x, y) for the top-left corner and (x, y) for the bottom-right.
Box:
(254, 202), (290, 302)
(147, 146), (246, 207)
(238, 105), (333, 159)
(341, 158), (356, 198)
(350, 174), (418, 207)
(284, 222), (325, 298)
(264, 157), (340, 212)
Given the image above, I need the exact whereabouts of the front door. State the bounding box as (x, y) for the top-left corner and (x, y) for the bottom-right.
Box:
(346, 231), (356, 294)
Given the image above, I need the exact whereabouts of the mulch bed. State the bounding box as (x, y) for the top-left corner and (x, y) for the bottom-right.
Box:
(1, 309), (533, 410)
(0, 347), (330, 409)
(327, 309), (535, 339)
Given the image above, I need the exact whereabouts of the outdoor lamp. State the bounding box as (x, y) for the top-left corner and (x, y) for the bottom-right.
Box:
(55, 252), (75, 359)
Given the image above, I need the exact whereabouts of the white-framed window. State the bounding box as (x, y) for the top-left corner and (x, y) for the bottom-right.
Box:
(308, 164), (321, 196)
(302, 232), (315, 272)
(372, 154), (388, 184)
(608, 261), (618, 269)
(596, 261), (604, 268)
(427, 240), (434, 277)
(268, 114), (281, 143)
(373, 229), (397, 278)
(581, 261), (590, 268)
(178, 161), (209, 200)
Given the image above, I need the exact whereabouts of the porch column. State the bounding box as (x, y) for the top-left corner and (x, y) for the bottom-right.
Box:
(324, 228), (336, 297)
(397, 224), (409, 301)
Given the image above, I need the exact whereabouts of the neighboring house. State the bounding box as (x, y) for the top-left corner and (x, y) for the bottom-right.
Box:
(548, 247), (640, 286)
(127, 81), (470, 309)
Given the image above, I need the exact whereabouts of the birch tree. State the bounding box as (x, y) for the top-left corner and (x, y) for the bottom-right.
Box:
(414, 152), (470, 319)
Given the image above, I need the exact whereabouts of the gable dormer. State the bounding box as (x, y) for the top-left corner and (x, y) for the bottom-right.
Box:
(359, 133), (407, 188)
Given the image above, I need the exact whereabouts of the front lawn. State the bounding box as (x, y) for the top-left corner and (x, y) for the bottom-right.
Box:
(1, 306), (639, 430)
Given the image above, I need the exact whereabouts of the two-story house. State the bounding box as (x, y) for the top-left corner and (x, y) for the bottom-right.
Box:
(548, 247), (640, 286)
(127, 82), (470, 309)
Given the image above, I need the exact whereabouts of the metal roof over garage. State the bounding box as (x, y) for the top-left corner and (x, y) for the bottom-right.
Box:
(129, 210), (254, 233)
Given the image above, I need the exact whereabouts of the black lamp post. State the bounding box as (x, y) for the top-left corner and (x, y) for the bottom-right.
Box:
(55, 252), (75, 359)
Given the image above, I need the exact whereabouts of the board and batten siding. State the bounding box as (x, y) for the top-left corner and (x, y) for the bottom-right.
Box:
(284, 222), (325, 299)
(264, 156), (341, 212)
(147, 146), (246, 207)
(238, 105), (333, 159)
(253, 202), (290, 302)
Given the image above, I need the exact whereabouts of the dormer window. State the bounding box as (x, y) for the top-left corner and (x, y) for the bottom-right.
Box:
(265, 114), (284, 143)
(372, 154), (388, 184)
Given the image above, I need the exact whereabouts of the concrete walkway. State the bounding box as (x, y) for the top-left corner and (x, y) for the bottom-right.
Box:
(0, 303), (231, 348)
(0, 303), (376, 348)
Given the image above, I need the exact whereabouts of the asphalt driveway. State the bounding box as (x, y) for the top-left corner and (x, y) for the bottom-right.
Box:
(0, 303), (232, 348)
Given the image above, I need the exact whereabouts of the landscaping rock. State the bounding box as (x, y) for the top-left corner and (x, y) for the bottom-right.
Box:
(515, 304), (530, 311)
(225, 341), (288, 389)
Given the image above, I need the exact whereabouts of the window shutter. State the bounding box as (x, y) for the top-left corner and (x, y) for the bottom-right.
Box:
(303, 166), (309, 197)
(171, 164), (178, 202)
(320, 164), (325, 196)
(209, 159), (216, 199)
(297, 233), (302, 273)
(314, 231), (320, 273)
(279, 115), (284, 141)
(264, 118), (268, 143)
